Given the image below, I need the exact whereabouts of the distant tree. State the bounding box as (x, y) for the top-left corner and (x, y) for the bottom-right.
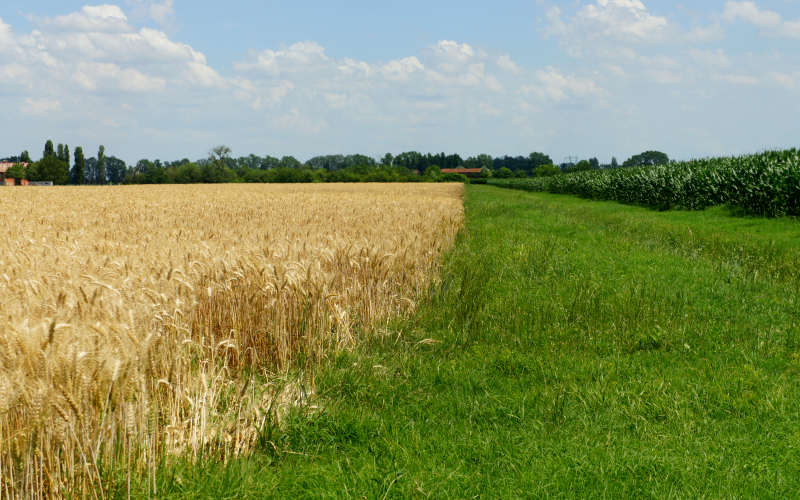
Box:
(467, 154), (491, 171)
(479, 166), (492, 178)
(72, 147), (85, 185)
(260, 155), (281, 169)
(424, 165), (441, 179)
(29, 155), (69, 184)
(588, 157), (600, 169)
(394, 151), (423, 171)
(344, 154), (376, 167)
(209, 145), (232, 165)
(611, 156), (619, 168)
(85, 158), (97, 183)
(280, 156), (302, 169)
(532, 164), (561, 177)
(62, 145), (70, 170)
(623, 150), (669, 167)
(564, 160), (592, 173)
(20, 150), (31, 163)
(529, 152), (553, 169)
(381, 153), (394, 166)
(5, 163), (26, 180)
(57, 144), (64, 162)
(96, 145), (107, 184)
(444, 154), (463, 169)
(495, 167), (513, 179)
(106, 156), (127, 184)
(43, 140), (55, 159)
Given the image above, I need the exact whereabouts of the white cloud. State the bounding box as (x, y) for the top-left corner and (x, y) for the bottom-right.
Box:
(234, 42), (329, 74)
(723, 1), (800, 38)
(432, 40), (476, 63)
(523, 68), (605, 102)
(35, 5), (131, 33)
(73, 61), (166, 91)
(149, 0), (174, 25)
(497, 54), (520, 74)
(380, 57), (424, 81)
(547, 0), (669, 52)
(20, 97), (62, 114)
(125, 0), (175, 26)
(11, 7), (224, 96)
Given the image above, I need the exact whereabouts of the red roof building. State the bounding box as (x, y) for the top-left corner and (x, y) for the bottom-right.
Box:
(0, 162), (29, 185)
(440, 168), (483, 178)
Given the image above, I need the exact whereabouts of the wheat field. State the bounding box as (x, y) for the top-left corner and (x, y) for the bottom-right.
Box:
(0, 183), (463, 498)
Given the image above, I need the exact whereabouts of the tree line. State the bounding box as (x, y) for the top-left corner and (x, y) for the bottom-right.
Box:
(1, 141), (670, 185)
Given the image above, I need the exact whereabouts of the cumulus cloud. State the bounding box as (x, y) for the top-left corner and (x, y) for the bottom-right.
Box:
(497, 54), (520, 74)
(380, 57), (424, 81)
(234, 42), (329, 75)
(8, 5), (224, 97)
(723, 1), (800, 38)
(34, 5), (131, 33)
(125, 0), (175, 26)
(522, 68), (605, 102)
(149, 0), (174, 25)
(546, 0), (669, 53)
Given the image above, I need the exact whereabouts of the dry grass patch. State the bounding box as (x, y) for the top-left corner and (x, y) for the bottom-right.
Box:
(0, 183), (462, 497)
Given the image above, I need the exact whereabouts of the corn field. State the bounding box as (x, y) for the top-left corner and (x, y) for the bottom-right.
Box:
(0, 183), (463, 498)
(491, 149), (800, 217)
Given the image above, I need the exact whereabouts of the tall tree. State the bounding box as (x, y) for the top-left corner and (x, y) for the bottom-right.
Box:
(96, 145), (106, 184)
(623, 150), (669, 168)
(20, 150), (31, 163)
(44, 140), (55, 159)
(62, 145), (70, 170)
(57, 144), (64, 161)
(209, 145), (232, 166)
(106, 156), (127, 184)
(381, 153), (394, 166)
(29, 156), (69, 184)
(529, 152), (553, 169)
(72, 147), (85, 185)
(611, 156), (619, 168)
(280, 156), (302, 169)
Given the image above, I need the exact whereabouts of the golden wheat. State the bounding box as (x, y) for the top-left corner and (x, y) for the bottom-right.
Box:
(0, 183), (463, 498)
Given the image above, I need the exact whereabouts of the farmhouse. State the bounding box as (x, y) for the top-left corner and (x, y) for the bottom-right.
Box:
(440, 168), (483, 178)
(0, 162), (29, 186)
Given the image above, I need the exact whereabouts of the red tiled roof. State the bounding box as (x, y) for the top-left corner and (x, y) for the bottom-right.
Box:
(0, 162), (28, 174)
(440, 168), (482, 174)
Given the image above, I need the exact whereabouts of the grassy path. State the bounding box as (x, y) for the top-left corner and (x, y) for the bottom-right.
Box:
(152, 186), (800, 498)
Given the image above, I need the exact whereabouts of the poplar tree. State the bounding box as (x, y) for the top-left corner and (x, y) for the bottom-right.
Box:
(44, 140), (55, 158)
(97, 145), (106, 184)
(72, 147), (85, 185)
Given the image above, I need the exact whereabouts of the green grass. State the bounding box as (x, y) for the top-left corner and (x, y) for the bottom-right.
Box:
(138, 186), (800, 498)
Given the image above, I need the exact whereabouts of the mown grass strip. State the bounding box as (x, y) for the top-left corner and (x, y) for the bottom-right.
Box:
(144, 186), (800, 499)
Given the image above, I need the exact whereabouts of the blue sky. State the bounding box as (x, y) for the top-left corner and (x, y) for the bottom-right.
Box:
(1, 1), (800, 164)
